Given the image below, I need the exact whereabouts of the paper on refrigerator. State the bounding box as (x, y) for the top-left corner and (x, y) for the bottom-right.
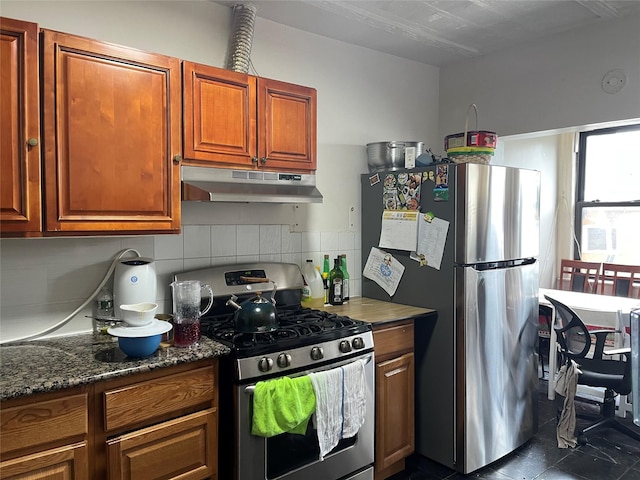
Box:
(363, 247), (405, 297)
(378, 210), (419, 251)
(410, 213), (449, 270)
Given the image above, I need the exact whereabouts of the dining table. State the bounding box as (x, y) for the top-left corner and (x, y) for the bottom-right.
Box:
(539, 288), (640, 402)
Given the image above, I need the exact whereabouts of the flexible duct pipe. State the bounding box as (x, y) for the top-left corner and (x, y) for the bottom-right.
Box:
(226, 3), (257, 73)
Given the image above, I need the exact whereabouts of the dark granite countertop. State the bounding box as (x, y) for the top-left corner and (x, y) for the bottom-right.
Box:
(0, 333), (230, 401)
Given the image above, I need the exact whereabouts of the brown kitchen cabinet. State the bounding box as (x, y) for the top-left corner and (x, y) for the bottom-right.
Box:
(183, 61), (317, 172)
(0, 359), (218, 480)
(40, 29), (182, 235)
(96, 361), (218, 480)
(373, 320), (415, 480)
(0, 387), (90, 479)
(0, 17), (42, 237)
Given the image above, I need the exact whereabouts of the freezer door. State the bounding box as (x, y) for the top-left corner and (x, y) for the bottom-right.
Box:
(457, 261), (539, 473)
(456, 164), (540, 264)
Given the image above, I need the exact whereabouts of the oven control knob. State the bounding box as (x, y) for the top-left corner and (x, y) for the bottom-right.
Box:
(352, 337), (365, 350)
(258, 357), (274, 372)
(310, 346), (324, 361)
(277, 353), (292, 368)
(339, 340), (352, 353)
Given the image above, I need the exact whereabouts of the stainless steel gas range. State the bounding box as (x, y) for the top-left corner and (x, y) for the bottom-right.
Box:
(173, 262), (375, 480)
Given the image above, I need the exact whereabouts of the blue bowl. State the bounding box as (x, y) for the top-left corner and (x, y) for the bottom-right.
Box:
(118, 334), (161, 357)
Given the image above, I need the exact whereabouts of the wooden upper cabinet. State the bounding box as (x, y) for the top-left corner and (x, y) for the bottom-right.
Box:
(257, 77), (317, 172)
(183, 62), (317, 172)
(41, 30), (182, 234)
(0, 17), (42, 236)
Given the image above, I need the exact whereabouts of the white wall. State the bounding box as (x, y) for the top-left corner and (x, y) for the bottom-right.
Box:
(439, 14), (640, 140)
(0, 1), (440, 342)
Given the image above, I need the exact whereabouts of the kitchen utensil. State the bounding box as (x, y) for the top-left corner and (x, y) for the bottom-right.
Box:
(226, 280), (278, 333)
(113, 258), (157, 318)
(366, 141), (426, 173)
(119, 302), (158, 327)
(108, 319), (173, 357)
(170, 280), (214, 347)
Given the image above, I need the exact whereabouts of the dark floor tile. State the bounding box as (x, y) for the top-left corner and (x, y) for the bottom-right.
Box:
(618, 468), (640, 480)
(553, 449), (630, 480)
(399, 379), (640, 480)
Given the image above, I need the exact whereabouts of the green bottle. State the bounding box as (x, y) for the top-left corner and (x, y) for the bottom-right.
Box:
(329, 257), (344, 305)
(322, 254), (331, 305)
(340, 254), (350, 302)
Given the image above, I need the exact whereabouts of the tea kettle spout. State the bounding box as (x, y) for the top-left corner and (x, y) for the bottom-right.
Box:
(226, 294), (242, 311)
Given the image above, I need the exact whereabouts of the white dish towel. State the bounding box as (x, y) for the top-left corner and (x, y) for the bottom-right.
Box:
(309, 358), (367, 460)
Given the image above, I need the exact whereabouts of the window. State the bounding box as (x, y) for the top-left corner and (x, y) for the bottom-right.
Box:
(575, 124), (640, 264)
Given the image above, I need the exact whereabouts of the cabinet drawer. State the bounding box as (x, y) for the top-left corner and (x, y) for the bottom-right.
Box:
(0, 393), (88, 455)
(103, 366), (215, 432)
(107, 409), (217, 480)
(373, 322), (414, 359)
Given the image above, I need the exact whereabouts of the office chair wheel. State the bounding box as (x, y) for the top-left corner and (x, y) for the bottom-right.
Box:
(577, 434), (588, 446)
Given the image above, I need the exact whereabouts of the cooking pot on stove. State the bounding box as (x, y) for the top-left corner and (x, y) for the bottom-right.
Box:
(226, 278), (279, 333)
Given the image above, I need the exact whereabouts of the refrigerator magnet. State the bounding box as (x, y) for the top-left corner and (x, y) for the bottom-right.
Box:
(434, 188), (449, 202)
(369, 173), (381, 186)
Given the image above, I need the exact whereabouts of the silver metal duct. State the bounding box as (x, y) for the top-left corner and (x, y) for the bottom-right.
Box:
(227, 3), (257, 73)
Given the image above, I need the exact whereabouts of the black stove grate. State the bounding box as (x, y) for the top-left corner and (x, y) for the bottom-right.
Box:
(200, 306), (371, 357)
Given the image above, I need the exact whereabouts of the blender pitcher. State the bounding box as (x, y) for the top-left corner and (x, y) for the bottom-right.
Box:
(170, 280), (213, 347)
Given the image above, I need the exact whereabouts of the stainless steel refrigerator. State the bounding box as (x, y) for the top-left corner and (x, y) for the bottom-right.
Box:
(361, 163), (540, 474)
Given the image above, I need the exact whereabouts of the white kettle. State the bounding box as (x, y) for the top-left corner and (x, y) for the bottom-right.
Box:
(113, 258), (157, 318)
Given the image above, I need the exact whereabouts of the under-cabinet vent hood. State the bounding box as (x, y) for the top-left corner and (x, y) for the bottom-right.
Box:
(181, 166), (323, 204)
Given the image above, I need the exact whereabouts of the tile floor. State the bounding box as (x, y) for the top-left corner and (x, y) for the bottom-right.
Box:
(393, 378), (640, 480)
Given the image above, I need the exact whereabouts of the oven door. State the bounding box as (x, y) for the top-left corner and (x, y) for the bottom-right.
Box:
(234, 353), (375, 480)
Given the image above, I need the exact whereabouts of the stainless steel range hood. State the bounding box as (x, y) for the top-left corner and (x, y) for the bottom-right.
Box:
(181, 166), (323, 203)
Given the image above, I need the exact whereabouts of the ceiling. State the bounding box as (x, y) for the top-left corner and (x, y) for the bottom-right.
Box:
(216, 0), (640, 66)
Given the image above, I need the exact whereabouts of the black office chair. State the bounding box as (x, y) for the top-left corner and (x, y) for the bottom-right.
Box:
(544, 295), (640, 445)
(538, 305), (553, 378)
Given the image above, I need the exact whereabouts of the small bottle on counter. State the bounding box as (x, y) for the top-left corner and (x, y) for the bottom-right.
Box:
(322, 254), (331, 305)
(94, 287), (114, 334)
(329, 257), (344, 305)
(340, 254), (350, 302)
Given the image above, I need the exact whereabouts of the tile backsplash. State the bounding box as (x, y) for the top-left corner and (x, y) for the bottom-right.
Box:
(0, 225), (361, 343)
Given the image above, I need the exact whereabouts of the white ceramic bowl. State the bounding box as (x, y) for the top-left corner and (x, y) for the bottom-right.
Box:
(119, 302), (158, 327)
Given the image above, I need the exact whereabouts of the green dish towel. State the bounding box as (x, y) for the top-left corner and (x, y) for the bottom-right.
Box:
(252, 375), (316, 437)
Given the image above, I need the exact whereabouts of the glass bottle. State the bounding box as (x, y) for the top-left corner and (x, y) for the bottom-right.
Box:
(340, 254), (350, 302)
(95, 287), (114, 334)
(329, 257), (344, 305)
(322, 254), (331, 305)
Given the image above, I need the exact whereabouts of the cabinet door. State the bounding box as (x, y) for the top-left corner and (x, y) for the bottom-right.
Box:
(257, 78), (317, 172)
(375, 352), (415, 472)
(0, 442), (88, 480)
(41, 30), (181, 234)
(107, 409), (217, 480)
(0, 17), (41, 236)
(183, 62), (257, 167)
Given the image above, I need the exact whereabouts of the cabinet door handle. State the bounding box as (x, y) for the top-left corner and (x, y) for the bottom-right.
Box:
(251, 156), (259, 164)
(173, 154), (182, 164)
(27, 138), (38, 147)
(260, 157), (267, 165)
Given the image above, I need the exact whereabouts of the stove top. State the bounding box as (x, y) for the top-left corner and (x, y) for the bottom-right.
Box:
(201, 307), (371, 358)
(174, 262), (374, 381)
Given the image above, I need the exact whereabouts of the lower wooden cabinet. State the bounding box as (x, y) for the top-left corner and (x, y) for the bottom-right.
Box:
(107, 409), (217, 480)
(0, 359), (218, 480)
(373, 321), (415, 480)
(0, 388), (89, 480)
(0, 442), (89, 480)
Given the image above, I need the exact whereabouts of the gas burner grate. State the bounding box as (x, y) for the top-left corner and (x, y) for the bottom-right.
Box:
(200, 305), (371, 357)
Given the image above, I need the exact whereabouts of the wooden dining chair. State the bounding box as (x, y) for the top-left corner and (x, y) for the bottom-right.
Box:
(557, 259), (601, 294)
(600, 263), (640, 298)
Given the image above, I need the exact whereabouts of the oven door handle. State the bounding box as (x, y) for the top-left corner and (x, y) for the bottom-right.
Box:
(244, 354), (373, 395)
